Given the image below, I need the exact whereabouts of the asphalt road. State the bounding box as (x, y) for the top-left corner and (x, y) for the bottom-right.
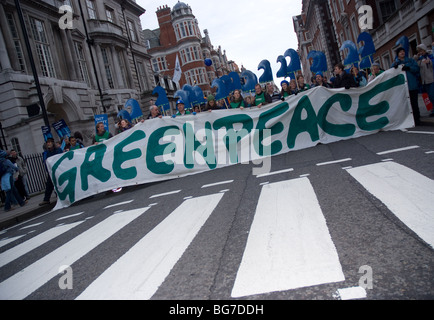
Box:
(0, 125), (433, 302)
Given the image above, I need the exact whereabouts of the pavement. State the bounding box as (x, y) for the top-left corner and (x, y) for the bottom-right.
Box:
(0, 114), (433, 231)
(0, 192), (58, 230)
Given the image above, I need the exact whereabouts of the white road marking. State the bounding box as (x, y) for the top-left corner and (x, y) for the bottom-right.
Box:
(255, 168), (294, 178)
(201, 180), (234, 189)
(336, 286), (367, 300)
(77, 193), (224, 300)
(347, 161), (434, 248)
(149, 190), (181, 199)
(0, 208), (149, 300)
(316, 158), (352, 167)
(104, 200), (134, 209)
(56, 212), (85, 221)
(0, 221), (84, 268)
(376, 145), (419, 155)
(231, 177), (345, 298)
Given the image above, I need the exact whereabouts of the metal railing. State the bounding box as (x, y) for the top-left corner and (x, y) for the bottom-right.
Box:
(23, 153), (48, 195)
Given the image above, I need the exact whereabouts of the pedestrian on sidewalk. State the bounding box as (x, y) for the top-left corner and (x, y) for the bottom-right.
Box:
(39, 138), (63, 206)
(0, 150), (26, 212)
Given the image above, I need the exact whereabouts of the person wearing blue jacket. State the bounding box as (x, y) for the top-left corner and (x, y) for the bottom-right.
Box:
(0, 150), (26, 211)
(391, 47), (421, 125)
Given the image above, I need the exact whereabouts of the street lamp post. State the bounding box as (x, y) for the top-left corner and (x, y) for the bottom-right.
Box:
(14, 0), (50, 128)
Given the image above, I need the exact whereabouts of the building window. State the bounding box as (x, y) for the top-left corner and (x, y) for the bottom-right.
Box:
(73, 41), (90, 86)
(6, 12), (26, 72)
(151, 56), (168, 73)
(10, 138), (22, 156)
(106, 7), (115, 23)
(86, 0), (97, 20)
(29, 17), (56, 78)
(127, 20), (137, 42)
(379, 0), (397, 23)
(117, 49), (129, 88)
(180, 46), (202, 65)
(174, 20), (200, 41)
(185, 68), (207, 86)
(101, 47), (114, 89)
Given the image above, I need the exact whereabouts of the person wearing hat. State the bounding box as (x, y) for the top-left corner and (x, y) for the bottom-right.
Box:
(175, 99), (191, 116)
(391, 47), (421, 125)
(416, 43), (434, 116)
(39, 138), (63, 206)
(280, 80), (291, 98)
(205, 95), (219, 112)
(368, 62), (384, 83)
(314, 72), (331, 88)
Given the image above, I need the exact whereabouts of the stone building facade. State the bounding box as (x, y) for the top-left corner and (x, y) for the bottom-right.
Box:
(0, 0), (155, 154)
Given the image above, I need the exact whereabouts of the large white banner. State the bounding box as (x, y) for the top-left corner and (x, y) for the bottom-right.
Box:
(47, 68), (413, 210)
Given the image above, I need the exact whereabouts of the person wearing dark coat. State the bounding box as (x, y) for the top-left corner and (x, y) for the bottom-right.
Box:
(333, 63), (357, 89)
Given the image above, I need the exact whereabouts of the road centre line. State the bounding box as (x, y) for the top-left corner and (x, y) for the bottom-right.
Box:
(201, 180), (234, 189)
(316, 158), (352, 167)
(376, 146), (420, 155)
(255, 168), (294, 178)
(406, 131), (434, 135)
(149, 190), (181, 199)
(104, 200), (134, 209)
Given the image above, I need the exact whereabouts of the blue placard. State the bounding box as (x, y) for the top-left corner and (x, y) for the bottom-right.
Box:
(95, 114), (109, 132)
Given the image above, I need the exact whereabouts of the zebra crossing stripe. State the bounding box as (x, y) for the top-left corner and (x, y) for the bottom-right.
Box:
(0, 221), (84, 268)
(0, 208), (150, 300)
(77, 193), (224, 300)
(347, 161), (434, 249)
(231, 177), (345, 298)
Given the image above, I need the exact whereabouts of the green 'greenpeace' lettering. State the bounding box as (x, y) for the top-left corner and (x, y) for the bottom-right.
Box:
(113, 130), (146, 180)
(287, 95), (320, 149)
(357, 74), (405, 131)
(213, 114), (253, 163)
(52, 151), (77, 204)
(81, 144), (111, 191)
(317, 93), (356, 137)
(184, 121), (217, 169)
(147, 126), (181, 175)
(254, 102), (289, 156)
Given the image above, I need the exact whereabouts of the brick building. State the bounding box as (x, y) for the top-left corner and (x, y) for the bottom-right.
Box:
(0, 0), (155, 154)
(293, 0), (434, 80)
(143, 1), (239, 110)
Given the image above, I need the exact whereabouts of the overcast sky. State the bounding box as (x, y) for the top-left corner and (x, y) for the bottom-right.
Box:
(137, 0), (303, 86)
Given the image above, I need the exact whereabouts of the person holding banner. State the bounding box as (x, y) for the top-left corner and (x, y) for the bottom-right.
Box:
(333, 63), (357, 89)
(392, 47), (421, 125)
(368, 63), (384, 83)
(230, 89), (246, 109)
(175, 100), (191, 116)
(147, 105), (163, 119)
(254, 84), (272, 108)
(297, 75), (311, 92)
(93, 122), (113, 145)
(314, 73), (331, 88)
(280, 80), (291, 98)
